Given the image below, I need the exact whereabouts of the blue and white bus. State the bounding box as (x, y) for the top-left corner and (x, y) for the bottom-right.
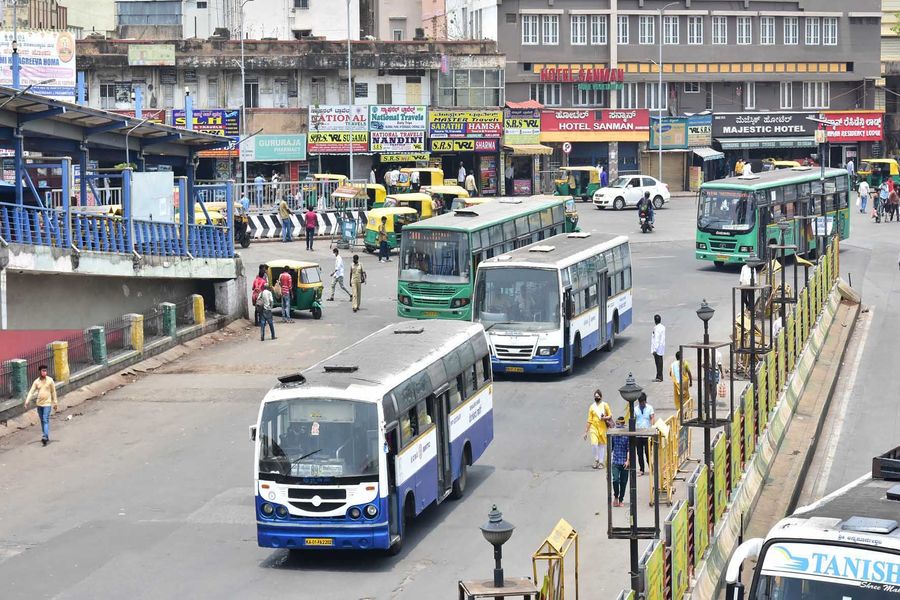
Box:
(473, 232), (633, 374)
(251, 320), (493, 554)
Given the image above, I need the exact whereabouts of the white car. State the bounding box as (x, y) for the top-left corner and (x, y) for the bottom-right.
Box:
(593, 175), (670, 210)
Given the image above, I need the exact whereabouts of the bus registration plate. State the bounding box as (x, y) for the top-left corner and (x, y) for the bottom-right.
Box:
(505, 367), (524, 373)
(423, 311), (439, 317)
(305, 538), (333, 546)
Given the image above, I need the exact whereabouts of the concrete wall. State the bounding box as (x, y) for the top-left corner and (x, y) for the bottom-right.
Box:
(5, 272), (211, 330)
(65, 0), (116, 37)
(377, 0), (423, 40)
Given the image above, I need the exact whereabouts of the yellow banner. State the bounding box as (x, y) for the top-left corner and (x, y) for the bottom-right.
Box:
(379, 153), (430, 163)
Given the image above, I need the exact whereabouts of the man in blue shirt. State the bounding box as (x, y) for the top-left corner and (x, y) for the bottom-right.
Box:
(634, 393), (655, 476)
(240, 193), (250, 214)
(610, 417), (630, 507)
(254, 174), (266, 207)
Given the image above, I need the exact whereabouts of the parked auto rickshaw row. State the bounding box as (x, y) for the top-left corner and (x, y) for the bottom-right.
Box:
(857, 158), (900, 187)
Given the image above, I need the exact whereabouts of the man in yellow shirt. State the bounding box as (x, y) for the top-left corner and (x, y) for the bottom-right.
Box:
(24, 365), (58, 446)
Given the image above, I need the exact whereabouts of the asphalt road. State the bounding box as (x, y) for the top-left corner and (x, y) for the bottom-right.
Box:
(0, 195), (864, 599)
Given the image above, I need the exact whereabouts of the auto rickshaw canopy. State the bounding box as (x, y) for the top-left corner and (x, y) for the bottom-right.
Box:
(559, 166), (601, 182)
(859, 158), (899, 175)
(312, 173), (349, 182)
(423, 185), (470, 198)
(399, 167), (444, 187)
(383, 192), (437, 217)
(366, 206), (418, 230)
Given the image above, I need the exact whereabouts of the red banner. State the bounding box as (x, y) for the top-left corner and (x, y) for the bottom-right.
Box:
(823, 111), (883, 143)
(541, 109), (650, 133)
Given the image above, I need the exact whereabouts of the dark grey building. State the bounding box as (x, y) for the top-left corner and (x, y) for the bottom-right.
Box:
(490, 0), (883, 180)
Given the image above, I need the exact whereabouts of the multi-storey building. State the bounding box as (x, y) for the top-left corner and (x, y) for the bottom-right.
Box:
(1, 0), (68, 30)
(449, 0), (883, 186)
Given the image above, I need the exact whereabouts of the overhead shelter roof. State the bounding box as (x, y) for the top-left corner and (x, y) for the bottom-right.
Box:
(0, 85), (229, 158)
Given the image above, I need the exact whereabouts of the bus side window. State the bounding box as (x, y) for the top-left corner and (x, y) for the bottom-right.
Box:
(468, 362), (478, 395)
(417, 400), (432, 431)
(449, 380), (463, 409)
(623, 267), (632, 290)
(474, 358), (486, 389)
(456, 374), (467, 403)
(400, 410), (414, 446)
(481, 355), (493, 383)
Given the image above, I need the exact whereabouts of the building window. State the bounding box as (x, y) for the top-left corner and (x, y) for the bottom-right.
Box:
(377, 83), (392, 104)
(784, 17), (798, 45)
(618, 82), (638, 109)
(590, 15), (608, 45)
(393, 29), (403, 41)
(802, 81), (829, 109)
(663, 15), (679, 45)
(805, 17), (820, 45)
(293, 0), (308, 7)
(743, 82), (756, 109)
(617, 15), (629, 45)
(206, 77), (218, 107)
(439, 69), (503, 107)
(687, 16), (703, 45)
(737, 16), (752, 45)
(684, 81), (700, 94)
(274, 78), (288, 107)
(99, 82), (121, 110)
(530, 83), (561, 106)
(244, 79), (259, 108)
(712, 16), (727, 45)
(571, 15), (587, 45)
(522, 15), (539, 45)
(823, 17), (838, 45)
(760, 16), (774, 45)
(639, 15), (655, 45)
(645, 82), (668, 111)
(310, 77), (325, 106)
(197, 0), (207, 7)
(542, 15), (559, 45)
(780, 82), (793, 109)
(573, 86), (608, 107)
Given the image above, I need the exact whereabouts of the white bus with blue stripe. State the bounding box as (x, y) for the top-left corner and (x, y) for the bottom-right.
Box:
(473, 232), (632, 374)
(251, 321), (493, 554)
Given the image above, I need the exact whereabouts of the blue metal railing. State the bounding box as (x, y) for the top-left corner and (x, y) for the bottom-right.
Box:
(133, 220), (184, 257)
(0, 203), (67, 247)
(70, 212), (128, 253)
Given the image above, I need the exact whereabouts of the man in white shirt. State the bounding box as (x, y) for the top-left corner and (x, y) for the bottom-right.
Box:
(327, 248), (352, 301)
(857, 178), (870, 213)
(740, 261), (757, 313)
(389, 168), (400, 194)
(505, 164), (514, 194)
(369, 168), (376, 184)
(650, 314), (665, 382)
(457, 164), (466, 186)
(634, 393), (655, 475)
(410, 169), (420, 191)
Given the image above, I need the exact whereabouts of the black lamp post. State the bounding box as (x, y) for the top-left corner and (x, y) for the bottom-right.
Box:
(480, 504), (515, 588)
(618, 372), (643, 593)
(696, 299), (715, 467)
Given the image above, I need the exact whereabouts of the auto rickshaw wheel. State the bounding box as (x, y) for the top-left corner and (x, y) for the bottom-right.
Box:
(364, 245), (375, 254)
(312, 306), (323, 320)
(240, 233), (251, 248)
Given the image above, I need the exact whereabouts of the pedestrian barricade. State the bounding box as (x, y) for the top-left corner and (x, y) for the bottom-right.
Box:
(532, 518), (579, 600)
(648, 416), (678, 506)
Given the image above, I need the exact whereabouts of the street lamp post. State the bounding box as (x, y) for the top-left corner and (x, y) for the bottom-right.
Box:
(479, 504), (515, 588)
(696, 299), (715, 465)
(618, 372), (644, 593)
(10, 0), (24, 89)
(346, 0), (354, 180)
(656, 2), (680, 183)
(239, 0), (254, 186)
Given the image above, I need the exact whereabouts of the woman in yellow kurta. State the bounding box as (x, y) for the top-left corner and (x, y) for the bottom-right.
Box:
(583, 389), (613, 469)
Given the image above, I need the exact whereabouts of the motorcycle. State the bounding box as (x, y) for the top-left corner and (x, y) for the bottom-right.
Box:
(234, 211), (252, 248)
(639, 207), (654, 233)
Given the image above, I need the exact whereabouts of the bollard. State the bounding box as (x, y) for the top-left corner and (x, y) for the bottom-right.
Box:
(124, 313), (145, 352)
(7, 359), (27, 399)
(161, 302), (177, 337)
(88, 326), (107, 365)
(51, 341), (70, 385)
(191, 294), (206, 325)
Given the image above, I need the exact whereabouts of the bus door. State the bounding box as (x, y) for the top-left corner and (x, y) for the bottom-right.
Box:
(386, 427), (401, 538)
(798, 195), (815, 255)
(598, 270), (609, 345)
(428, 386), (453, 500)
(563, 287), (573, 369)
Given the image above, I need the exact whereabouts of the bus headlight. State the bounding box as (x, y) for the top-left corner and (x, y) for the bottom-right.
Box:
(364, 504), (378, 518)
(275, 505), (288, 518)
(537, 346), (559, 356)
(261, 502), (275, 516)
(348, 507), (362, 519)
(696, 242), (707, 250)
(739, 245), (753, 252)
(451, 298), (470, 308)
(398, 294), (411, 305)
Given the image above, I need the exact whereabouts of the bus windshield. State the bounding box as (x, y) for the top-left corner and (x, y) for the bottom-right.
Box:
(755, 574), (892, 599)
(258, 398), (379, 480)
(400, 230), (471, 284)
(698, 190), (755, 233)
(474, 267), (560, 331)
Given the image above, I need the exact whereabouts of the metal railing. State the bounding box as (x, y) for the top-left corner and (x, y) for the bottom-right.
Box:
(58, 330), (94, 374)
(71, 212), (128, 253)
(103, 315), (130, 358)
(187, 223), (231, 258)
(133, 220), (183, 257)
(0, 202), (68, 247)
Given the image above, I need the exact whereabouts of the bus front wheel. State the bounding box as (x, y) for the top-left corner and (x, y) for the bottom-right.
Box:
(450, 455), (468, 500)
(714, 261), (725, 269)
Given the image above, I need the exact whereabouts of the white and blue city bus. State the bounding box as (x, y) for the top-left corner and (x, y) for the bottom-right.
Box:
(473, 232), (633, 374)
(250, 320), (493, 554)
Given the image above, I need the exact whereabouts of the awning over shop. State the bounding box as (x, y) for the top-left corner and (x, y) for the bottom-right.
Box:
(717, 137), (817, 150)
(504, 144), (554, 156)
(693, 147), (724, 161)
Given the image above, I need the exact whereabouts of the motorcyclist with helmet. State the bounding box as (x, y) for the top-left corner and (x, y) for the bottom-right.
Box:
(637, 191), (655, 228)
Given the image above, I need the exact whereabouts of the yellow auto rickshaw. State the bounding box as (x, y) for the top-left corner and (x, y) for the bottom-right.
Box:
(364, 207), (418, 253)
(204, 201), (251, 247)
(361, 183), (387, 210)
(555, 166), (602, 202)
(858, 158), (900, 187)
(266, 259), (324, 320)
(398, 167), (445, 191)
(422, 185), (469, 214)
(312, 174), (348, 184)
(383, 192), (437, 219)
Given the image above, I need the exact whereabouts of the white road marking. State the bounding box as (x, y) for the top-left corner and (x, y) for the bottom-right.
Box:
(811, 308), (872, 501)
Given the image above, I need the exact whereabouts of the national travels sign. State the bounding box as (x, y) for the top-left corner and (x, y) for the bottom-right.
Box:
(428, 110), (503, 139)
(309, 105), (369, 132)
(369, 131), (425, 153)
(541, 109), (650, 142)
(369, 105), (427, 131)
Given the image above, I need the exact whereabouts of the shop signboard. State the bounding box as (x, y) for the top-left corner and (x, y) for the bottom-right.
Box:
(307, 131), (368, 154)
(127, 44), (176, 66)
(240, 134), (307, 162)
(171, 109), (240, 140)
(687, 115), (713, 147)
(380, 153), (430, 163)
(431, 138), (498, 153)
(504, 108), (541, 145)
(369, 105), (427, 131)
(0, 30), (77, 101)
(428, 110), (503, 139)
(110, 109), (166, 125)
(369, 131), (426, 153)
(308, 105), (369, 132)
(541, 109), (650, 142)
(822, 111), (883, 142)
(712, 112), (817, 138)
(539, 66), (625, 84)
(650, 117), (689, 150)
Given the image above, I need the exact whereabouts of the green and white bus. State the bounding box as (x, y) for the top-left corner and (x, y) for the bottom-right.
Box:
(397, 196), (571, 320)
(696, 167), (851, 267)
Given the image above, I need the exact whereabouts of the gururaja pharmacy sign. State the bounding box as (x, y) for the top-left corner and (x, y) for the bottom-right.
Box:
(241, 134), (307, 162)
